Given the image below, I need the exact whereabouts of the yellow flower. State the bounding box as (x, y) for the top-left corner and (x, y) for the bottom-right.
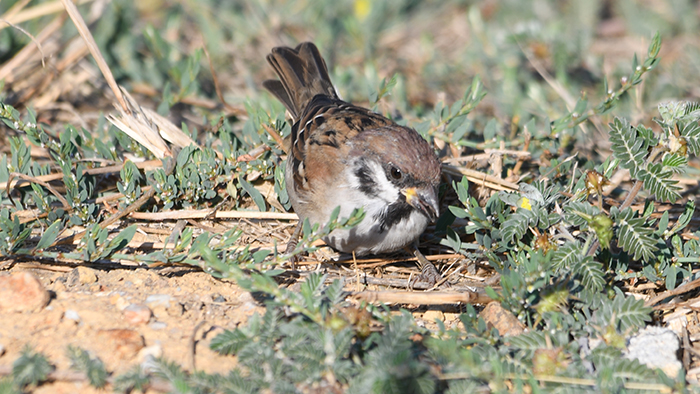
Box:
(517, 196), (532, 211)
(354, 0), (371, 20)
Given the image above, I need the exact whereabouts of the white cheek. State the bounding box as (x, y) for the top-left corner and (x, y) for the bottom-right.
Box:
(366, 161), (399, 203)
(339, 159), (400, 221)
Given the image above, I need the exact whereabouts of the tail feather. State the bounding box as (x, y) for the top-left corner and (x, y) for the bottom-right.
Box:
(263, 42), (337, 120)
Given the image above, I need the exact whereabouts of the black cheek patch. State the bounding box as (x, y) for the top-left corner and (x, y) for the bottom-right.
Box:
(354, 161), (378, 198)
(375, 201), (414, 233)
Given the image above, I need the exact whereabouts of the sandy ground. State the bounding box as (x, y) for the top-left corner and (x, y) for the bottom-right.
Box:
(0, 264), (265, 393)
(0, 259), (470, 393)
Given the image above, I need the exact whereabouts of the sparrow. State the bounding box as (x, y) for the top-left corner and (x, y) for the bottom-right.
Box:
(263, 42), (441, 260)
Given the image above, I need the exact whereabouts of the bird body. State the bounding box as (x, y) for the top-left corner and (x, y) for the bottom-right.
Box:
(264, 43), (440, 256)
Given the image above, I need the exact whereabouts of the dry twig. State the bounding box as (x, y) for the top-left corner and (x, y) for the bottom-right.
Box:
(352, 290), (492, 305)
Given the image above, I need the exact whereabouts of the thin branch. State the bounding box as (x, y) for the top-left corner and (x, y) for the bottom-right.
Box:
(59, 0), (126, 111)
(442, 164), (519, 191)
(646, 276), (700, 307)
(352, 290), (492, 305)
(7, 172), (71, 210)
(0, 0), (94, 29)
(0, 18), (46, 67)
(129, 209), (297, 221)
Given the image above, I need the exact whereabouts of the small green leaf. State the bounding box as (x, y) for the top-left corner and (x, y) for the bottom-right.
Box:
(483, 119), (498, 141)
(329, 206), (341, 223)
(608, 118), (645, 178)
(575, 257), (605, 293)
(680, 120), (700, 155)
(612, 295), (652, 331)
(671, 200), (695, 234)
(572, 96), (588, 116)
(647, 32), (661, 59)
(443, 227), (461, 252)
(664, 265), (678, 291)
(12, 348), (52, 388)
(640, 163), (681, 203)
(104, 225), (138, 257)
(452, 177), (470, 204)
(501, 209), (533, 244)
(551, 242), (584, 272)
(252, 249), (270, 264)
(655, 211), (669, 236)
(34, 220), (63, 251)
(302, 218), (312, 237)
(371, 73), (398, 105)
(448, 206), (468, 219)
(238, 174), (266, 211)
(484, 286), (500, 301)
(66, 346), (107, 388)
(661, 153), (687, 171)
(210, 329), (249, 355)
(613, 207), (658, 262)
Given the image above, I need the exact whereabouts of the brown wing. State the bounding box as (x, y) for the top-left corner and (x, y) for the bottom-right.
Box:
(289, 96), (392, 194)
(263, 42), (393, 194)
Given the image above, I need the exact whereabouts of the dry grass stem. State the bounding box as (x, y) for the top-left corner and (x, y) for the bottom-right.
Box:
(58, 0), (125, 111)
(1, 160), (163, 191)
(442, 164), (519, 191)
(352, 290), (492, 305)
(7, 172), (71, 210)
(0, 0), (93, 30)
(129, 209), (297, 221)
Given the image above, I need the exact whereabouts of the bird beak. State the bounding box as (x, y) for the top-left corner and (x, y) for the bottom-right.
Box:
(403, 187), (439, 222)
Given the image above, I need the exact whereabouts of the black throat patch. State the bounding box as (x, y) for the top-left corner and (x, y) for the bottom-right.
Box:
(375, 201), (414, 234)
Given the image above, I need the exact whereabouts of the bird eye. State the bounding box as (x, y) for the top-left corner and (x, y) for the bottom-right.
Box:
(390, 166), (402, 180)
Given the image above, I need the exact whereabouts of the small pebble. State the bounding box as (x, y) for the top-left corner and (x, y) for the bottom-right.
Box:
(167, 302), (184, 317)
(422, 310), (445, 323)
(480, 301), (525, 337)
(51, 280), (67, 293)
(148, 321), (167, 330)
(145, 294), (172, 308)
(64, 309), (81, 321)
(96, 329), (144, 360)
(625, 326), (682, 377)
(138, 343), (163, 363)
(68, 266), (98, 286)
(123, 304), (152, 325)
(212, 293), (226, 303)
(111, 294), (130, 311)
(0, 272), (50, 312)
